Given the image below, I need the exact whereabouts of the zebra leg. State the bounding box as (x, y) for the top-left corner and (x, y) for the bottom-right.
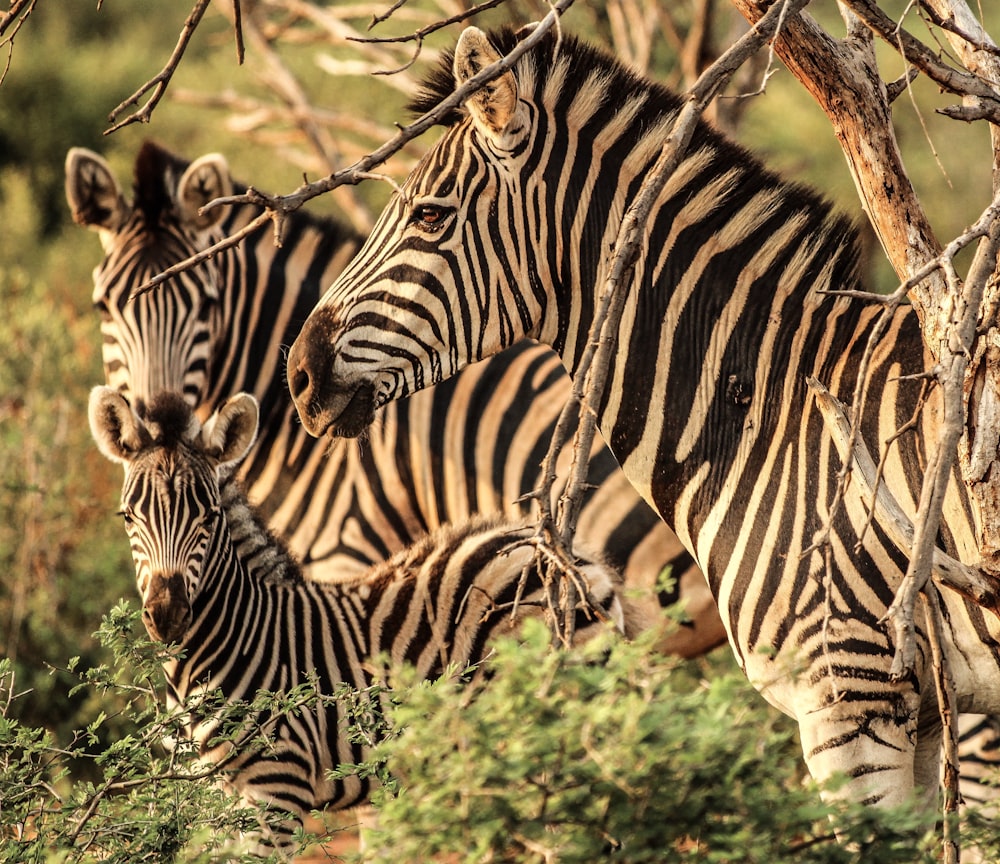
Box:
(795, 703), (930, 810)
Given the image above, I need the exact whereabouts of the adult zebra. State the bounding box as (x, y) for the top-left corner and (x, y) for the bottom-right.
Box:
(66, 141), (722, 657)
(286, 26), (1000, 811)
(88, 386), (626, 854)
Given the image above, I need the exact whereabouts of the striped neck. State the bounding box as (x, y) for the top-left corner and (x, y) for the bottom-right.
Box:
(486, 35), (867, 528)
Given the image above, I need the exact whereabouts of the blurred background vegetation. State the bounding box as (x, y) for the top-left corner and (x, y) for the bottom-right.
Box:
(0, 0), (997, 858)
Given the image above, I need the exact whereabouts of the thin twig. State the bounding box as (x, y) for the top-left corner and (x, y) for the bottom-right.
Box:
(105, 0), (213, 134)
(131, 0), (579, 297)
(923, 587), (960, 864)
(839, 0), (1000, 123)
(358, 0), (514, 76)
(0, 0), (37, 87)
(232, 0), (245, 64)
(532, 0), (812, 647)
(357, 0), (510, 44)
(806, 377), (1000, 609)
(0, 0), (36, 39)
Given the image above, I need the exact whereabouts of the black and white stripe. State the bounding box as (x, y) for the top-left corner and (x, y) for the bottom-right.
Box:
(66, 141), (723, 658)
(286, 26), (1000, 810)
(89, 386), (624, 852)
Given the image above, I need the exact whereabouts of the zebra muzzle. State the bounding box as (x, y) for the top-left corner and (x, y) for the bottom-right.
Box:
(142, 572), (192, 644)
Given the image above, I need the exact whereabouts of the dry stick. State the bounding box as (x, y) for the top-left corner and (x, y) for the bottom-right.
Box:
(273, 0), (426, 78)
(232, 0), (245, 64)
(806, 378), (999, 617)
(354, 0), (517, 80)
(808, 375), (973, 861)
(0, 0), (35, 38)
(130, 0), (579, 298)
(922, 0), (1000, 570)
(227, 2), (375, 233)
(533, 0), (812, 648)
(0, 0), (36, 87)
(883, 197), (1000, 672)
(105, 0), (213, 134)
(840, 0), (1000, 123)
(356, 0), (510, 44)
(925, 587), (961, 864)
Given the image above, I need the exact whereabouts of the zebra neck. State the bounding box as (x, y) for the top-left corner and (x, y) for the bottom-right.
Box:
(530, 76), (869, 555)
(217, 472), (304, 586)
(207, 197), (364, 509)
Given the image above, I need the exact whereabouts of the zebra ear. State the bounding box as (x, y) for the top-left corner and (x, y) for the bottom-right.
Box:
(65, 148), (131, 235)
(453, 27), (525, 148)
(199, 393), (259, 471)
(176, 153), (232, 232)
(89, 386), (149, 464)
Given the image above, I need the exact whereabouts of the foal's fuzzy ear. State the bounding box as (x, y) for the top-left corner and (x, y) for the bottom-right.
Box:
(176, 153), (232, 232)
(199, 393), (259, 472)
(453, 27), (527, 149)
(89, 386), (149, 464)
(65, 147), (131, 237)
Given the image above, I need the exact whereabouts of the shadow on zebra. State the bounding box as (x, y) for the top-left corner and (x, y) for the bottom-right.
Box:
(89, 386), (631, 856)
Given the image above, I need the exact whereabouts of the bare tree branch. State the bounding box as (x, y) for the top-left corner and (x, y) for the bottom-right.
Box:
(806, 377), (1000, 614)
(131, 0), (579, 297)
(213, 0), (375, 233)
(534, 0), (813, 647)
(0, 0), (37, 39)
(0, 0), (38, 86)
(105, 0), (216, 134)
(839, 0), (1000, 120)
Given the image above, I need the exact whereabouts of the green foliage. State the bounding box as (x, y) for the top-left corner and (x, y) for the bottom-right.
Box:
(0, 265), (134, 755)
(347, 622), (983, 863)
(0, 602), (342, 863)
(4, 607), (1000, 863)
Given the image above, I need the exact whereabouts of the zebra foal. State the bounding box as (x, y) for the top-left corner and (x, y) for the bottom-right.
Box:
(88, 386), (624, 855)
(286, 25), (1000, 812)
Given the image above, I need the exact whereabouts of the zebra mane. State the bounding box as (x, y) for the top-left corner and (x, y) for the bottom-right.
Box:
(410, 26), (859, 262)
(133, 140), (189, 229)
(408, 26), (681, 124)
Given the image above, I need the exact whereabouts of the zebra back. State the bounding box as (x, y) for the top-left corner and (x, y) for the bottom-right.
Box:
(66, 141), (724, 658)
(89, 386), (624, 852)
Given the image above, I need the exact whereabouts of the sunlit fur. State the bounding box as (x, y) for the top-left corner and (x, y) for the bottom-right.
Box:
(91, 388), (624, 854)
(287, 27), (1000, 811)
(69, 142), (724, 657)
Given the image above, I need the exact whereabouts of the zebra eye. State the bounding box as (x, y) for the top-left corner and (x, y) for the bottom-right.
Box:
(117, 507), (135, 525)
(411, 204), (452, 233)
(93, 298), (113, 323)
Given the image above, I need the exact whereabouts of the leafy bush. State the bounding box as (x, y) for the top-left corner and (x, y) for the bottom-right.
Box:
(0, 603), (351, 863)
(6, 607), (1000, 862)
(353, 621), (978, 864)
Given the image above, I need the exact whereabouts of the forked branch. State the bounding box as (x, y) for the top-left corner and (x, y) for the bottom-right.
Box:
(106, 0), (236, 134)
(535, 0), (813, 646)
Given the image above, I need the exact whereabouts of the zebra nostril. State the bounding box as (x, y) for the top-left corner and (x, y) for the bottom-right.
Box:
(289, 367), (312, 407)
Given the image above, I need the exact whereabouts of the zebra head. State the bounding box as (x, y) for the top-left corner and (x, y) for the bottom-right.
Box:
(89, 387), (258, 644)
(67, 142), (233, 413)
(288, 26), (556, 438)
